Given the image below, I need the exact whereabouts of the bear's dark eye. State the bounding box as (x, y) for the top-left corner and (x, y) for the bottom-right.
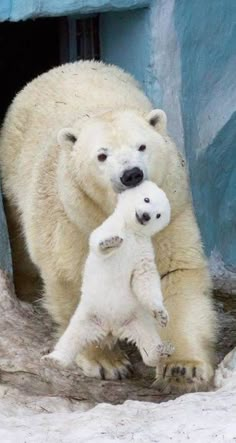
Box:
(97, 153), (107, 162)
(144, 198), (150, 203)
(138, 144), (146, 152)
(156, 213), (161, 219)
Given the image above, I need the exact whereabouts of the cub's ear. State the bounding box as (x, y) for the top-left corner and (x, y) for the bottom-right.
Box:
(146, 109), (167, 135)
(57, 128), (77, 149)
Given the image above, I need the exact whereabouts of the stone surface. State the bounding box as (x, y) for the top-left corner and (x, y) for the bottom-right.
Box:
(215, 347), (236, 390)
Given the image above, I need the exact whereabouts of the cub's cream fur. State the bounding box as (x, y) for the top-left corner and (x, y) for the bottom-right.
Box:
(44, 181), (174, 368)
(0, 60), (217, 391)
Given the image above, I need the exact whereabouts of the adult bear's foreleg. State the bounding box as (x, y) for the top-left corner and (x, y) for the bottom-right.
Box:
(156, 267), (217, 393)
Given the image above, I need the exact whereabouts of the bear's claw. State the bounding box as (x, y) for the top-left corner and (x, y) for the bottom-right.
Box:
(155, 359), (214, 394)
(76, 344), (133, 380)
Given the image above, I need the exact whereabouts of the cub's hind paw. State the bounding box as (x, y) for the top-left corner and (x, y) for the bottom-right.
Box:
(153, 306), (169, 327)
(99, 236), (123, 253)
(141, 342), (174, 367)
(157, 342), (175, 357)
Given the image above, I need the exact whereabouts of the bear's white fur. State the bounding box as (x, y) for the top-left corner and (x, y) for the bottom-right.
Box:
(44, 181), (174, 368)
(0, 60), (217, 392)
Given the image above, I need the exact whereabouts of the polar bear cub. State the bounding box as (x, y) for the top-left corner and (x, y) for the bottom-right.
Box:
(44, 181), (174, 368)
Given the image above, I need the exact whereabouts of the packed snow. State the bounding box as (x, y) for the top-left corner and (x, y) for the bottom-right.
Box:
(0, 348), (236, 443)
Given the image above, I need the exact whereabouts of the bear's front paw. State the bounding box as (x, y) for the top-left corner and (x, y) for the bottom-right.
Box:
(76, 343), (133, 380)
(99, 236), (123, 253)
(152, 306), (169, 327)
(155, 359), (214, 394)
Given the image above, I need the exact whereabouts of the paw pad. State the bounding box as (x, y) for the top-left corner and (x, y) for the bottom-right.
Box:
(99, 236), (123, 251)
(153, 308), (169, 327)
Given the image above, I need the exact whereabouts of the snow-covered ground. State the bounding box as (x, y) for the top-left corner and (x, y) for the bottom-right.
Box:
(0, 349), (236, 443)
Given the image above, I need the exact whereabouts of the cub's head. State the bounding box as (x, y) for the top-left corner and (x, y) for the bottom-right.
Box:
(57, 109), (169, 201)
(118, 180), (171, 236)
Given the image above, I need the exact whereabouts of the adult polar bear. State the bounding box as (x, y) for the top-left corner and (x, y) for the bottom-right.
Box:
(0, 61), (216, 393)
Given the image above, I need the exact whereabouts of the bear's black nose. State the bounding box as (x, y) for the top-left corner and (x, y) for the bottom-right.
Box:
(142, 212), (151, 222)
(120, 167), (144, 187)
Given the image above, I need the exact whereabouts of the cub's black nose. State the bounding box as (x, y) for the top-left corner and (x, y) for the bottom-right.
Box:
(142, 212), (151, 222)
(120, 167), (144, 187)
(136, 211), (151, 225)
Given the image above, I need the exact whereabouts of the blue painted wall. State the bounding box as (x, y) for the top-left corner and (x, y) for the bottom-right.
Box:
(174, 0), (236, 273)
(193, 113), (236, 269)
(100, 8), (152, 96)
(0, 0), (150, 21)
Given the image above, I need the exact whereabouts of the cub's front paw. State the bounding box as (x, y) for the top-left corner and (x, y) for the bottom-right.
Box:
(41, 351), (72, 368)
(99, 236), (123, 253)
(153, 306), (169, 327)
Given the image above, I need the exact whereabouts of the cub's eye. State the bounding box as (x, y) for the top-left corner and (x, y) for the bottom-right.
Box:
(97, 153), (107, 162)
(138, 144), (146, 152)
(156, 213), (161, 219)
(144, 198), (150, 203)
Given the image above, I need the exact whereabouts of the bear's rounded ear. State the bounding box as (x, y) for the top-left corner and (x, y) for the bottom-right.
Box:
(146, 109), (167, 135)
(57, 128), (77, 150)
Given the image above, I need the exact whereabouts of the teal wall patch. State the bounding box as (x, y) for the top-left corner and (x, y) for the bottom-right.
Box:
(174, 0), (236, 274)
(100, 8), (154, 100)
(0, 182), (12, 275)
(0, 0), (151, 21)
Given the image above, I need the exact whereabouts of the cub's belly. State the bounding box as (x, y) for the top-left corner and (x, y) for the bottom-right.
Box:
(82, 276), (137, 324)
(82, 245), (138, 324)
